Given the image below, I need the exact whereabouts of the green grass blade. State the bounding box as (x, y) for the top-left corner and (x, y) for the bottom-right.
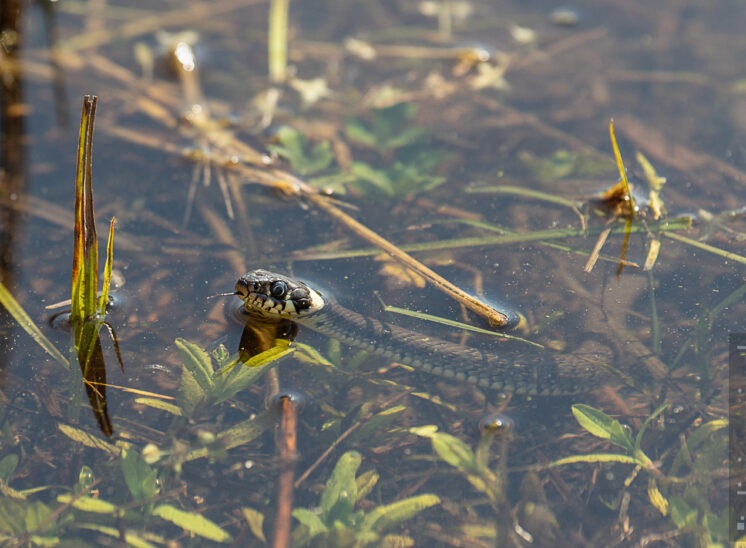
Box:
(374, 294), (542, 348)
(609, 118), (636, 215)
(0, 282), (68, 367)
(466, 184), (582, 210)
(268, 0), (289, 83)
(662, 230), (746, 265)
(550, 453), (639, 466)
(98, 217), (116, 316)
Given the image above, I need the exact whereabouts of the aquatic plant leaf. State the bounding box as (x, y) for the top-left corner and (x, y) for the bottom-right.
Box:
(56, 494), (118, 514)
(320, 451), (361, 521)
(350, 162), (395, 195)
(0, 478), (25, 500)
(292, 507), (328, 537)
(74, 523), (160, 548)
(669, 496), (697, 528)
(634, 402), (670, 452)
(636, 151), (667, 219)
(355, 470), (379, 502)
(97, 217), (116, 316)
(379, 534), (415, 547)
(670, 419), (727, 476)
(240, 507), (266, 542)
(23, 500), (53, 534)
(360, 494), (440, 534)
(550, 453), (638, 466)
(134, 397), (183, 415)
(0, 282), (68, 367)
(647, 478), (668, 516)
(213, 340), (293, 404)
(267, 126), (334, 175)
(344, 120), (378, 148)
(0, 455), (18, 482)
(352, 406), (406, 442)
(0, 498), (28, 534)
(185, 410), (276, 462)
(571, 404), (634, 452)
(175, 338), (215, 394)
(152, 504), (232, 543)
(121, 448), (159, 501)
(410, 426), (479, 474)
(57, 423), (120, 456)
(608, 119), (636, 215)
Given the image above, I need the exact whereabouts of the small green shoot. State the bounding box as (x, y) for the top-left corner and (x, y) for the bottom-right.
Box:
(267, 126), (335, 175)
(345, 103), (426, 154)
(552, 403), (669, 470)
(608, 118), (636, 216)
(292, 450), (439, 546)
(177, 337), (293, 415)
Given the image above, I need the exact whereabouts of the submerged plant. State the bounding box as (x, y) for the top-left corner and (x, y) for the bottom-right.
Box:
(67, 95), (119, 436)
(292, 450), (439, 547)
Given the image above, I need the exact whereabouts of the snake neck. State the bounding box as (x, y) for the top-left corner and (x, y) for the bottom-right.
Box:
(297, 298), (612, 395)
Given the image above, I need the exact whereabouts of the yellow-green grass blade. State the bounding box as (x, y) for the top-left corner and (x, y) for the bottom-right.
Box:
(98, 217), (116, 315)
(0, 282), (68, 367)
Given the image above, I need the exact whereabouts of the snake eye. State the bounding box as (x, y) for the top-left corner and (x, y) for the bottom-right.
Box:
(270, 281), (288, 299)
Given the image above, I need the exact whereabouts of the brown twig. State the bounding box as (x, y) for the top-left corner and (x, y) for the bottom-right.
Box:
(305, 193), (511, 326)
(294, 388), (413, 488)
(273, 395), (298, 548)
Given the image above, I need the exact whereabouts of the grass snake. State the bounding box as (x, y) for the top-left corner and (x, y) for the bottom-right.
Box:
(235, 269), (613, 395)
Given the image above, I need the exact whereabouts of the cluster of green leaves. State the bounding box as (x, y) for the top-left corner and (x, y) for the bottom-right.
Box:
(292, 451), (439, 547)
(266, 103), (454, 198)
(175, 337), (293, 415)
(518, 148), (613, 183)
(558, 403), (729, 546)
(0, 449), (232, 545)
(345, 103), (454, 198)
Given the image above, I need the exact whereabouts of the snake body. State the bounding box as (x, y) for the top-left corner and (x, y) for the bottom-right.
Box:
(235, 269), (612, 395)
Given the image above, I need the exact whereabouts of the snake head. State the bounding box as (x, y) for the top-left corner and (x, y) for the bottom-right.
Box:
(235, 269), (324, 319)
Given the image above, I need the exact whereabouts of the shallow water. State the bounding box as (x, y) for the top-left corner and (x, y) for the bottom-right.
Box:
(1, 1), (744, 545)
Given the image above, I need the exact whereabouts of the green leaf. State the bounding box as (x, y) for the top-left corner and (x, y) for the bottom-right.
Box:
(320, 451), (361, 521)
(355, 470), (379, 502)
(0, 283), (68, 368)
(670, 419), (728, 476)
(292, 508), (328, 537)
(350, 162), (394, 195)
(360, 494), (440, 534)
(121, 448), (159, 501)
(240, 507), (266, 542)
(24, 501), (53, 533)
(57, 423), (119, 456)
(344, 120), (378, 148)
(213, 340), (293, 404)
(550, 453), (639, 467)
(669, 496), (697, 528)
(0, 454), (18, 481)
(75, 523), (160, 548)
(175, 338), (215, 394)
(634, 402), (671, 451)
(152, 504), (232, 543)
(571, 404), (634, 452)
(411, 427), (479, 475)
(56, 494), (118, 514)
(0, 498), (29, 534)
(97, 217), (116, 316)
(134, 397), (183, 416)
(267, 126), (334, 175)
